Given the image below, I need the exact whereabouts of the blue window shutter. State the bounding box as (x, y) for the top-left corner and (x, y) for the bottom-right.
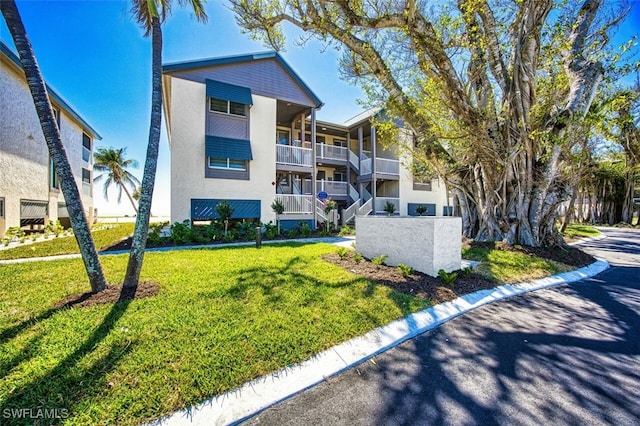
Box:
(206, 79), (253, 105)
(205, 136), (253, 160)
(191, 199), (261, 219)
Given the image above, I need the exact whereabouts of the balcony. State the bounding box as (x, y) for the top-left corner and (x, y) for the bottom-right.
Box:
(316, 180), (348, 197)
(374, 197), (400, 214)
(376, 158), (399, 176)
(274, 194), (314, 214)
(276, 144), (313, 168)
(316, 143), (347, 162)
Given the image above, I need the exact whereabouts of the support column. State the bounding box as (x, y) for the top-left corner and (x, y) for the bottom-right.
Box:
(310, 108), (317, 229)
(346, 131), (352, 205)
(371, 125), (377, 213)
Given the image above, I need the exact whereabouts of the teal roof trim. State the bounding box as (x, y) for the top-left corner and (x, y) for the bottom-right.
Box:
(205, 135), (253, 160)
(206, 79), (253, 105)
(1, 41), (102, 140)
(191, 198), (261, 220)
(163, 51), (323, 108)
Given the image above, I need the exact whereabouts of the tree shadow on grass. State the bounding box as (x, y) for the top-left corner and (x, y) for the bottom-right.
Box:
(1, 288), (137, 425)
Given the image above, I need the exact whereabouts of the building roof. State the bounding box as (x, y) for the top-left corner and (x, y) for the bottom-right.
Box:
(0, 41), (102, 140)
(163, 51), (323, 108)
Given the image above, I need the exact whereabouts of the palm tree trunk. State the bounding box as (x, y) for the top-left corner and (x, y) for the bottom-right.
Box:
(120, 181), (139, 214)
(1, 0), (106, 292)
(123, 18), (162, 288)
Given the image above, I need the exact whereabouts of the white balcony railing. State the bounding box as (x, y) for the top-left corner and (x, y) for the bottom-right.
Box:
(316, 180), (348, 196)
(375, 197), (400, 214)
(316, 143), (347, 161)
(376, 158), (400, 176)
(276, 144), (313, 167)
(275, 194), (314, 214)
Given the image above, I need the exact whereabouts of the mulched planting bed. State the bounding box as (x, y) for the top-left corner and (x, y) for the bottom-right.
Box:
(55, 282), (160, 309)
(323, 253), (497, 305)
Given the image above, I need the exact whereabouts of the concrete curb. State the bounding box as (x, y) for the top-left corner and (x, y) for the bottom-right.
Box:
(147, 258), (610, 426)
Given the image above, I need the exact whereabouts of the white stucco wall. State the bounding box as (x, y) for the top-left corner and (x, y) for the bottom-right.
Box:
(169, 77), (277, 223)
(0, 57), (93, 237)
(397, 132), (449, 216)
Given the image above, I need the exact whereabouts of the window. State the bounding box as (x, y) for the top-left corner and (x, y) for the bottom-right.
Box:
(208, 157), (247, 171)
(82, 133), (91, 163)
(277, 130), (290, 145)
(333, 138), (347, 147)
(334, 171), (347, 182)
(0, 197), (4, 218)
(82, 168), (91, 183)
(49, 157), (59, 190)
(209, 97), (246, 117)
(53, 108), (60, 126)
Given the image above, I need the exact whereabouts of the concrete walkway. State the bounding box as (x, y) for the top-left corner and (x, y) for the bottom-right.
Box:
(147, 235), (612, 426)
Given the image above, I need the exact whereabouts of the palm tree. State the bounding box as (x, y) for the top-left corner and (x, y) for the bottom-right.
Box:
(94, 147), (141, 213)
(1, 0), (107, 292)
(123, 0), (207, 288)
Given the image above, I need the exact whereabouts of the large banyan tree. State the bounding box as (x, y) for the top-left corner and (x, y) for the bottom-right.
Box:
(231, 0), (634, 246)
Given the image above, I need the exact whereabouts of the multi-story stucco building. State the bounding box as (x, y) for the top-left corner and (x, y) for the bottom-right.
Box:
(0, 41), (99, 238)
(162, 51), (450, 228)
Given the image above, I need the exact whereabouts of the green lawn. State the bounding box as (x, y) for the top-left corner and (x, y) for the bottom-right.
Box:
(0, 243), (426, 425)
(0, 223), (134, 260)
(462, 246), (572, 283)
(561, 224), (601, 240)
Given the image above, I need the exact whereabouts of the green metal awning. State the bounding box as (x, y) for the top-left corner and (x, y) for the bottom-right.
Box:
(205, 136), (253, 160)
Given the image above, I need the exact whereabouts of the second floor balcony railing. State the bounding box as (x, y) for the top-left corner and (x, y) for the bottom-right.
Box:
(316, 180), (348, 196)
(316, 143), (347, 161)
(275, 194), (314, 214)
(376, 158), (399, 176)
(276, 144), (313, 167)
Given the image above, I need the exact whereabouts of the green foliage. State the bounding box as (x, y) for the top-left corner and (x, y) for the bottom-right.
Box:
(0, 243), (427, 425)
(383, 201), (396, 215)
(169, 220), (194, 245)
(271, 199), (285, 215)
(215, 200), (234, 223)
(415, 205), (427, 216)
(561, 224), (600, 240)
(287, 228), (298, 238)
(147, 221), (167, 246)
(5, 226), (25, 240)
(298, 221), (312, 238)
(461, 266), (474, 277)
(397, 263), (414, 277)
(323, 198), (337, 215)
(371, 254), (388, 266)
(354, 252), (363, 264)
(438, 269), (458, 286)
(235, 221), (259, 241)
(338, 224), (354, 236)
(45, 220), (64, 236)
(263, 221), (279, 239)
(336, 246), (350, 258)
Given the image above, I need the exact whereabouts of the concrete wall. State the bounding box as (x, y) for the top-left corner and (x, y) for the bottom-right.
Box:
(169, 76), (277, 223)
(356, 216), (462, 277)
(0, 56), (93, 237)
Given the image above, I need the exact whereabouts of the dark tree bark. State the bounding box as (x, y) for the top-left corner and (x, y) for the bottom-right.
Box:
(123, 18), (162, 288)
(1, 0), (106, 292)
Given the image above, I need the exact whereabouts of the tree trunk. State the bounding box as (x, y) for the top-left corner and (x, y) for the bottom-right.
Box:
(123, 18), (162, 288)
(1, 0), (106, 292)
(621, 171), (634, 224)
(121, 181), (139, 214)
(560, 186), (578, 233)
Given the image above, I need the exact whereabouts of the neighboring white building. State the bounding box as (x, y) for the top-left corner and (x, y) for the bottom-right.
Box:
(0, 41), (99, 238)
(162, 52), (451, 229)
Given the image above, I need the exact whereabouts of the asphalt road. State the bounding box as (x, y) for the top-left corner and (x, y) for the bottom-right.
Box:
(243, 227), (640, 425)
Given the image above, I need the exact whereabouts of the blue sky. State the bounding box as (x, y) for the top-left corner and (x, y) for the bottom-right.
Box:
(1, 0), (639, 217)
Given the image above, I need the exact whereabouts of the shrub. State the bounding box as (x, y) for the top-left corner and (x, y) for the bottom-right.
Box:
(415, 205), (427, 216)
(45, 220), (64, 237)
(397, 263), (414, 277)
(6, 226), (25, 240)
(263, 221), (278, 239)
(338, 225), (354, 236)
(287, 228), (298, 238)
(148, 222), (167, 246)
(461, 266), (474, 277)
(383, 201), (396, 215)
(371, 254), (388, 266)
(336, 247), (350, 258)
(438, 269), (458, 286)
(298, 221), (312, 238)
(354, 252), (363, 264)
(169, 220), (194, 245)
(236, 221), (258, 241)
